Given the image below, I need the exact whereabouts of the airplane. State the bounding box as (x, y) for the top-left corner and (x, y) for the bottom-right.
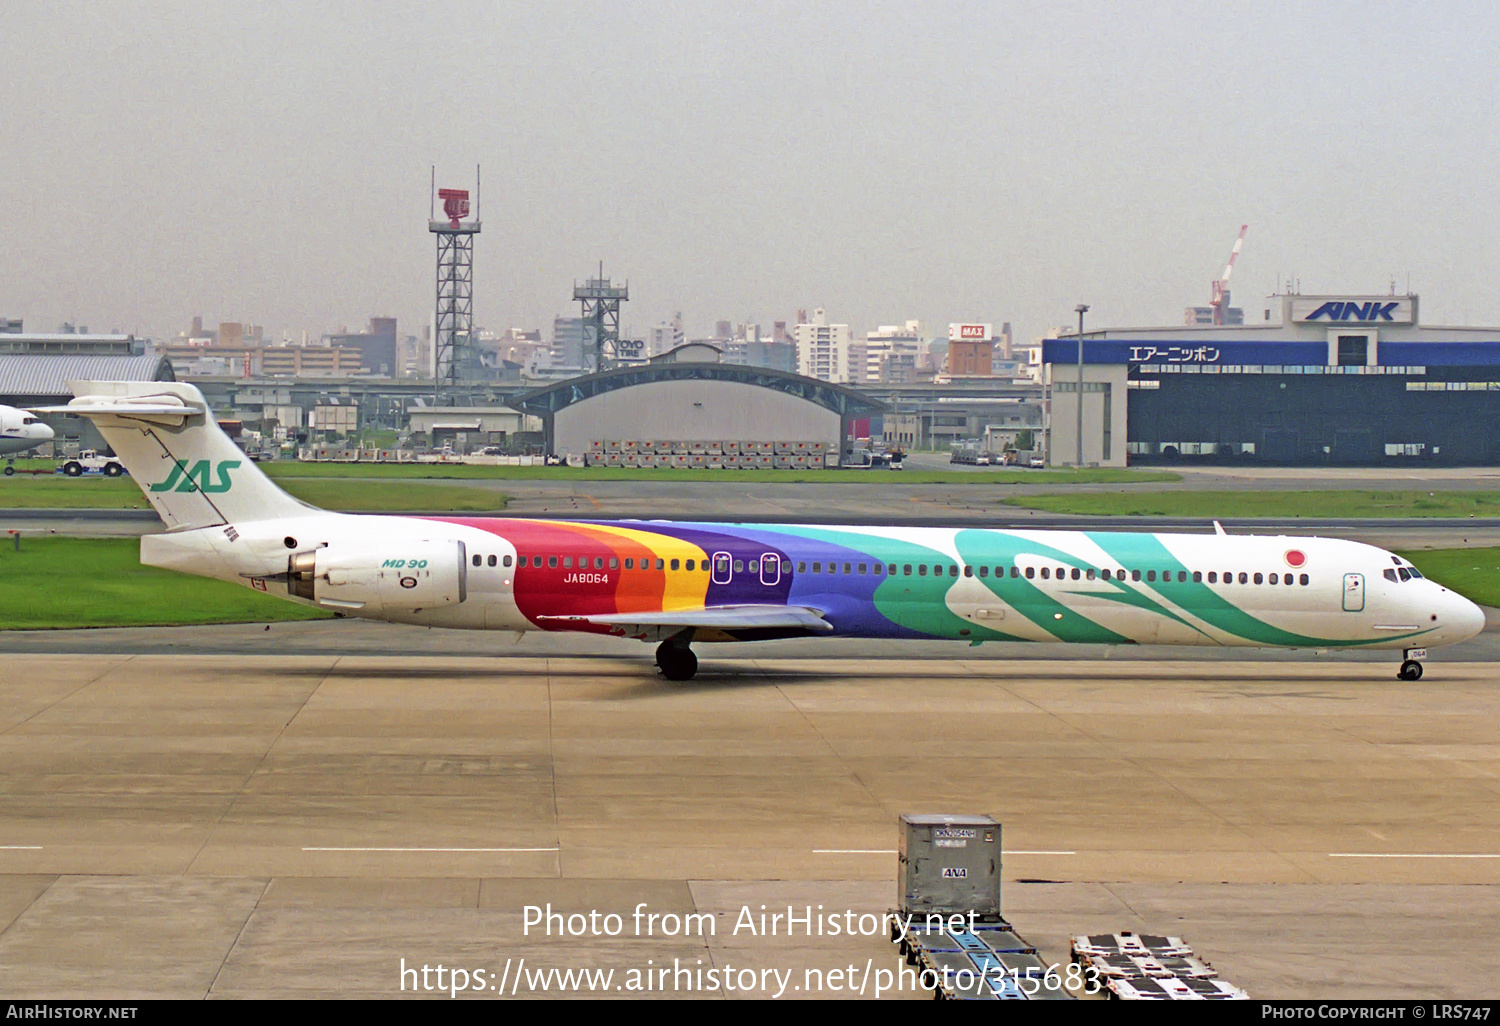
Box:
(36, 380), (1486, 682)
(0, 405), (55, 461)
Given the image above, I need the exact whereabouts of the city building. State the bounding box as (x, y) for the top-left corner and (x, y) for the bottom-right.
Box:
(794, 308), (852, 383)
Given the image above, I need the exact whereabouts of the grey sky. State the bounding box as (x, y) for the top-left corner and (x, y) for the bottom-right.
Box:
(4, 0), (1498, 346)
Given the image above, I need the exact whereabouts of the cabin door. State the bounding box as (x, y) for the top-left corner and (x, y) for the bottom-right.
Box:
(1342, 573), (1365, 612)
(712, 552), (733, 585)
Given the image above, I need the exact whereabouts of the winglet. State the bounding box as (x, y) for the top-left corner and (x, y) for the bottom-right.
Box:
(1213, 520), (1228, 536)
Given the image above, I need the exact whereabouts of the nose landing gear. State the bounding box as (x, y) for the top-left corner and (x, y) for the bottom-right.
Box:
(656, 632), (699, 681)
(1397, 648), (1426, 681)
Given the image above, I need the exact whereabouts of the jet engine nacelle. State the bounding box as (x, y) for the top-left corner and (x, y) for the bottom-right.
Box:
(288, 539), (468, 612)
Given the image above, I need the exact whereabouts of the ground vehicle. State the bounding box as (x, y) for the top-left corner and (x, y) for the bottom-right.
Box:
(1028, 456), (1046, 469)
(58, 449), (126, 477)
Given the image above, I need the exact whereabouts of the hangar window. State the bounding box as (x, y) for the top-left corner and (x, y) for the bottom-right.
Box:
(1024, 567), (1034, 579)
(1253, 573), (1263, 584)
(548, 556), (558, 569)
(671, 559), (680, 571)
(504, 555), (513, 568)
(472, 554), (482, 567)
(1300, 574), (1309, 585)
(488, 555), (498, 567)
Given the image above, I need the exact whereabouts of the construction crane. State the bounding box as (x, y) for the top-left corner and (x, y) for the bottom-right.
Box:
(1209, 224), (1249, 326)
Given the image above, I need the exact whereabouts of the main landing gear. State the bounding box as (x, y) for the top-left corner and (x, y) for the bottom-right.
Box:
(1398, 648), (1426, 682)
(656, 634), (699, 681)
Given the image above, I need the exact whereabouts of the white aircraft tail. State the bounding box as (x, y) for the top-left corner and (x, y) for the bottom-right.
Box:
(52, 380), (318, 531)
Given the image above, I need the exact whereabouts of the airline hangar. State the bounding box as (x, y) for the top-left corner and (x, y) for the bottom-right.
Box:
(1044, 293), (1500, 467)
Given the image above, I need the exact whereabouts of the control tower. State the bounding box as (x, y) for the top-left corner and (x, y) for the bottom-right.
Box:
(429, 172), (481, 405)
(574, 264), (628, 373)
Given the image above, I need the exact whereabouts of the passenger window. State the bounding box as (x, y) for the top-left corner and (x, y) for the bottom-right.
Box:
(1238, 572), (1249, 584)
(1253, 573), (1263, 585)
(873, 564), (883, 576)
(472, 554), (482, 566)
(813, 562), (822, 573)
(1269, 572), (1278, 584)
(1040, 568), (1050, 579)
(1071, 568), (1081, 581)
(686, 559), (696, 571)
(609, 557), (617, 569)
(917, 565), (927, 576)
(1300, 574), (1309, 585)
(734, 560), (744, 572)
(671, 559), (680, 571)
(563, 557), (573, 569)
(1192, 571), (1201, 583)
(504, 555), (513, 567)
(782, 561), (794, 574)
(1024, 567), (1034, 579)
(1086, 569), (1096, 580)
(1010, 567), (1020, 578)
(1285, 575), (1294, 586)
(798, 562), (807, 573)
(1208, 572), (1217, 583)
(655, 559), (665, 570)
(964, 565), (973, 577)
(548, 556), (558, 569)
(488, 555), (497, 567)
(1146, 570), (1156, 582)
(845, 563), (853, 575)
(858, 563), (867, 574)
(1131, 570), (1142, 582)
(625, 558), (634, 569)
(591, 557), (601, 569)
(1101, 569), (1111, 580)
(749, 559), (760, 573)
(947, 565), (957, 578)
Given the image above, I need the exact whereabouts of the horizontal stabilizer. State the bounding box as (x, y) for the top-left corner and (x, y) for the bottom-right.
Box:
(29, 397), (194, 424)
(538, 604), (833, 633)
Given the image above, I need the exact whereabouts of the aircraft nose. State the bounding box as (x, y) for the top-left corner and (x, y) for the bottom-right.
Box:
(35, 423), (54, 441)
(1452, 594), (1487, 643)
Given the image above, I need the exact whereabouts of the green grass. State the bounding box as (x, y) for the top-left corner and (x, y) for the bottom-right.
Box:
(1397, 547), (1500, 607)
(263, 462), (1178, 485)
(0, 475), (507, 512)
(0, 537), (333, 629)
(1001, 490), (1500, 519)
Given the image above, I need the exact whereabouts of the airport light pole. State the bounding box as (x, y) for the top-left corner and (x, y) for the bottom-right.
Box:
(1074, 303), (1089, 467)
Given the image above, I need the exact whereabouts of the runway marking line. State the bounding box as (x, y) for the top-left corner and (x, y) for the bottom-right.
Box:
(1329, 853), (1500, 859)
(0, 846), (42, 850)
(302, 846), (559, 853)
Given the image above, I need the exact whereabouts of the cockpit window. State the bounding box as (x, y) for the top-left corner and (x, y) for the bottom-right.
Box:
(1398, 567), (1413, 581)
(1384, 569), (1399, 583)
(1408, 567), (1423, 578)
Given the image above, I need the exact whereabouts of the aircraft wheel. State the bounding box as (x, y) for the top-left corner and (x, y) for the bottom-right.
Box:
(658, 647), (698, 681)
(1398, 660), (1423, 682)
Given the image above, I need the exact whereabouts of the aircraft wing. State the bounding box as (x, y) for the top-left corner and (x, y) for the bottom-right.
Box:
(537, 604), (833, 634)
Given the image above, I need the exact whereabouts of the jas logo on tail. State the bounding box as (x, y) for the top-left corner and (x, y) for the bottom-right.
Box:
(150, 460), (240, 494)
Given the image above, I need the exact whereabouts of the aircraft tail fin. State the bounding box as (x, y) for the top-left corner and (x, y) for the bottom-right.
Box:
(41, 380), (318, 531)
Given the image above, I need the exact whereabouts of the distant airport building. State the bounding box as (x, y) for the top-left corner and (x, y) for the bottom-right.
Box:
(515, 343), (883, 465)
(1044, 292), (1500, 467)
